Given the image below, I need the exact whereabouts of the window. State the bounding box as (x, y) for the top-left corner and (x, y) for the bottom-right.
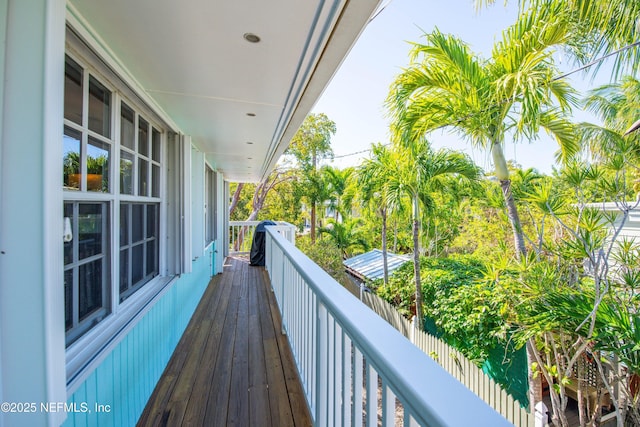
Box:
(63, 58), (112, 194)
(63, 202), (110, 346)
(119, 203), (159, 302)
(205, 167), (217, 246)
(63, 53), (163, 346)
(120, 102), (162, 198)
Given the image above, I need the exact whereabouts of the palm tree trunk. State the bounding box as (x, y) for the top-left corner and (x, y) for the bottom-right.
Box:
(412, 196), (423, 330)
(393, 219), (398, 253)
(381, 207), (389, 284)
(491, 142), (526, 258)
(500, 179), (527, 258)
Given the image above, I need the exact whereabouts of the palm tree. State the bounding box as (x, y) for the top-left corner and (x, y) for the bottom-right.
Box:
(387, 4), (578, 260)
(581, 76), (640, 158)
(323, 166), (355, 221)
(384, 139), (480, 329)
(319, 218), (369, 259)
(358, 144), (398, 284)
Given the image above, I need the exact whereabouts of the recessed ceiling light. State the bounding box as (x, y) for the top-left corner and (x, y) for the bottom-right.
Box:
(243, 33), (261, 43)
(246, 112), (256, 117)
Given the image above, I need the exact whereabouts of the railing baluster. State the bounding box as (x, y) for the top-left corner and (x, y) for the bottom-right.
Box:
(311, 291), (317, 416)
(366, 361), (377, 427)
(342, 334), (352, 427)
(334, 323), (343, 427)
(353, 348), (363, 427)
(328, 316), (335, 426)
(316, 302), (328, 426)
(382, 381), (396, 427)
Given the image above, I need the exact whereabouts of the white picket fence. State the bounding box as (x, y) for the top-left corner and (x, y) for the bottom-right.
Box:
(360, 290), (534, 427)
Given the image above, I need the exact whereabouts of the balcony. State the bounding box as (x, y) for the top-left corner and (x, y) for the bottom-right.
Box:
(138, 255), (311, 426)
(140, 222), (513, 426)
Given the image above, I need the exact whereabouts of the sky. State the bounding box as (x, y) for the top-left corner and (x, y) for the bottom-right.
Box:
(310, 0), (611, 175)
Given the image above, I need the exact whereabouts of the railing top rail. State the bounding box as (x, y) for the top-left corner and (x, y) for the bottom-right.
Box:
(229, 220), (295, 227)
(265, 227), (513, 427)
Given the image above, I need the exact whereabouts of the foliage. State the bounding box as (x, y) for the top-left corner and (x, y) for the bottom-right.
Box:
(319, 218), (369, 259)
(373, 255), (509, 362)
(229, 182), (255, 221)
(477, 0), (640, 76)
(286, 113), (337, 242)
(296, 235), (352, 288)
(323, 166), (356, 220)
(259, 170), (303, 226)
(387, 5), (579, 259)
(286, 113), (335, 170)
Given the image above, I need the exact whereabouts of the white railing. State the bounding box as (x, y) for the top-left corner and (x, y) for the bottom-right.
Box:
(229, 220), (296, 254)
(265, 227), (513, 427)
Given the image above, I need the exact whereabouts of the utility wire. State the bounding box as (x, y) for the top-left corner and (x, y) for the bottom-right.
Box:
(552, 40), (640, 82)
(331, 40), (640, 160)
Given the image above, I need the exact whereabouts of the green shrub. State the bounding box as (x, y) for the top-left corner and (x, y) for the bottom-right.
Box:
(296, 235), (352, 287)
(374, 255), (510, 362)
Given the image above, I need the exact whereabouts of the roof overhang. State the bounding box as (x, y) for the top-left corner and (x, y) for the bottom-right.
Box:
(67, 0), (381, 182)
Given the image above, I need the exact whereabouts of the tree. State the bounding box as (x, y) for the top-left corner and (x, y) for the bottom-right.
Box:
(580, 76), (640, 171)
(383, 139), (480, 329)
(229, 183), (245, 217)
(286, 113), (336, 243)
(387, 4), (578, 260)
(323, 166), (355, 221)
(358, 144), (399, 284)
(387, 6), (580, 412)
(319, 218), (369, 259)
(231, 168), (291, 250)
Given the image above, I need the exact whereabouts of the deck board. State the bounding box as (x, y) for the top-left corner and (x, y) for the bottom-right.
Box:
(137, 257), (312, 427)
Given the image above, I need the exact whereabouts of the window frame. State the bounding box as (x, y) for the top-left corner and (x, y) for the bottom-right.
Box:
(64, 27), (177, 392)
(205, 166), (217, 247)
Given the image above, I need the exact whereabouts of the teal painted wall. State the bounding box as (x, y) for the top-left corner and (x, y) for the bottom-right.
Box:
(62, 253), (211, 427)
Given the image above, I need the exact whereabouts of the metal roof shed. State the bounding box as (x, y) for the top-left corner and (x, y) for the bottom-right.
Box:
(343, 249), (410, 282)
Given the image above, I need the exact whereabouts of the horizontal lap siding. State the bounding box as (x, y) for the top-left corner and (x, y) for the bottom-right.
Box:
(63, 255), (211, 427)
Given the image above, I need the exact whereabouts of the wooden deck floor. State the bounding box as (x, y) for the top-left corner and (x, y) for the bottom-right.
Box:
(137, 256), (312, 427)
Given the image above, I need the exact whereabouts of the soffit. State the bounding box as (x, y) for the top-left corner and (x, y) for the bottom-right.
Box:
(68, 0), (381, 182)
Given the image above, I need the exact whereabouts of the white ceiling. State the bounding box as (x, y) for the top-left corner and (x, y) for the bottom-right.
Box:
(68, 0), (381, 182)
